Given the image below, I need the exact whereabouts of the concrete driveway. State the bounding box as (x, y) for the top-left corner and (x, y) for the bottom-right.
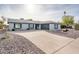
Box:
(56, 38), (79, 54)
(9, 30), (74, 53)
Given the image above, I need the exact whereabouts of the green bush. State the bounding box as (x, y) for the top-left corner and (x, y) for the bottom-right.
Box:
(61, 24), (66, 29)
(75, 24), (79, 30)
(0, 21), (4, 29)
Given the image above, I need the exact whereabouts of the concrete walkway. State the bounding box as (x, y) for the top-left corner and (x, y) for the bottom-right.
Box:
(10, 31), (74, 54)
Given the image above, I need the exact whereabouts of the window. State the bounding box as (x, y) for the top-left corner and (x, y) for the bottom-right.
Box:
(15, 23), (21, 29)
(54, 24), (58, 29)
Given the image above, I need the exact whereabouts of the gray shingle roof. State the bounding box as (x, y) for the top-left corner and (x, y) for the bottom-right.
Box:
(7, 18), (60, 24)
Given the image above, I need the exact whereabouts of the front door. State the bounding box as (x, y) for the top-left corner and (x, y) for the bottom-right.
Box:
(35, 24), (39, 30)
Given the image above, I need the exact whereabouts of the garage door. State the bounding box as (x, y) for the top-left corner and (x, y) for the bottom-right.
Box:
(41, 24), (49, 30)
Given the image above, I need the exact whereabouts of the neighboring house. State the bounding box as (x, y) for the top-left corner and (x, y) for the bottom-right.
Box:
(7, 18), (61, 31)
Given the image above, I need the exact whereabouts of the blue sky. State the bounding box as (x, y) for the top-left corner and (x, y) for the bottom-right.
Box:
(0, 4), (79, 22)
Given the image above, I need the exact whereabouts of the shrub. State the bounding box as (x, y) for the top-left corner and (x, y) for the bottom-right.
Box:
(75, 23), (79, 30)
(61, 24), (66, 29)
(0, 21), (4, 29)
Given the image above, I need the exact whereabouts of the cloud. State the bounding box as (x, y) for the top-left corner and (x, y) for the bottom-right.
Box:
(0, 4), (79, 22)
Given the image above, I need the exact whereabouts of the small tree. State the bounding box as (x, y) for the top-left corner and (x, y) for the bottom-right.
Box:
(62, 16), (74, 29)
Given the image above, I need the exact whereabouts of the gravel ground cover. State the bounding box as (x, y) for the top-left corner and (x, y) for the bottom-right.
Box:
(0, 33), (45, 54)
(47, 29), (79, 39)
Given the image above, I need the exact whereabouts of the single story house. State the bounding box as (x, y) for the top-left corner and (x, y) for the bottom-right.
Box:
(7, 18), (61, 31)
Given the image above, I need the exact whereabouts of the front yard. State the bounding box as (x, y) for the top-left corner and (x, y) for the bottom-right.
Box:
(0, 33), (45, 54)
(0, 29), (79, 54)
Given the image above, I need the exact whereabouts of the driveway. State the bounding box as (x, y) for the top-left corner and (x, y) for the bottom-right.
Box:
(9, 30), (74, 53)
(56, 38), (79, 54)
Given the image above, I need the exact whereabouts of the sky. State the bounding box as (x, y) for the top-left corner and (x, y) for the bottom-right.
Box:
(0, 4), (79, 22)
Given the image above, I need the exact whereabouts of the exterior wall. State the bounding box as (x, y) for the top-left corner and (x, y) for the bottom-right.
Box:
(8, 22), (61, 31)
(49, 24), (55, 30)
(8, 23), (14, 31)
(39, 24), (41, 30)
(34, 24), (35, 30)
(29, 24), (34, 29)
(8, 23), (29, 31)
(57, 24), (61, 30)
(49, 24), (61, 31)
(22, 24), (29, 30)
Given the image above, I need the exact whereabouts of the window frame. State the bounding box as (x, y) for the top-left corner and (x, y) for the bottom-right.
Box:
(14, 23), (21, 29)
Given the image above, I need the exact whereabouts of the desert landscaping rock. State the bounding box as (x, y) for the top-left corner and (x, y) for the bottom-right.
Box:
(47, 29), (79, 39)
(0, 33), (45, 54)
